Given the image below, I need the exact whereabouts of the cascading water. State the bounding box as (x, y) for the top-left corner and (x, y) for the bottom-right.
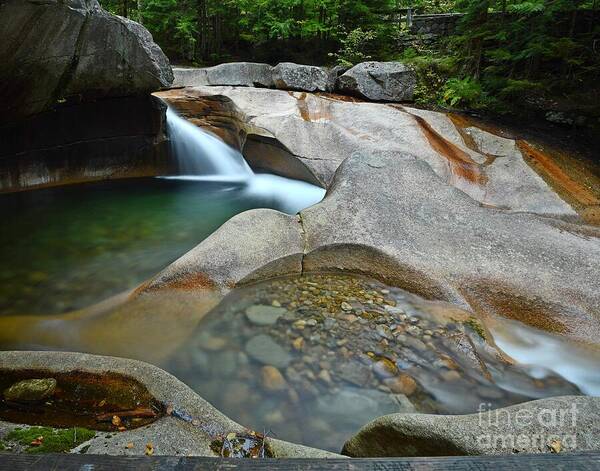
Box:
(166, 108), (252, 178)
(164, 107), (326, 214)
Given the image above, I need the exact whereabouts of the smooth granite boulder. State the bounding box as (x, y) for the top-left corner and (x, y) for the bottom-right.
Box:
(342, 396), (600, 456)
(336, 61), (416, 101)
(0, 0), (173, 123)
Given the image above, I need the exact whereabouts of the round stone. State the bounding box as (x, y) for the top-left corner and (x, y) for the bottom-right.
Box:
(384, 374), (418, 396)
(3, 378), (57, 402)
(245, 305), (286, 326)
(260, 366), (288, 391)
(245, 334), (292, 368)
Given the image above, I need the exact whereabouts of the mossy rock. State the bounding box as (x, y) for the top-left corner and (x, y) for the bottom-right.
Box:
(6, 426), (95, 453)
(463, 317), (486, 340)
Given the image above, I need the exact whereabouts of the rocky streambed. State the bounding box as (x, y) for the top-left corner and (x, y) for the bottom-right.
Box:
(2, 82), (599, 457)
(166, 273), (581, 452)
(3, 0), (598, 460)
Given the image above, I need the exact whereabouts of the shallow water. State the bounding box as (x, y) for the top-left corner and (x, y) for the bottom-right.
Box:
(0, 271), (596, 452)
(0, 177), (323, 316)
(163, 273), (586, 452)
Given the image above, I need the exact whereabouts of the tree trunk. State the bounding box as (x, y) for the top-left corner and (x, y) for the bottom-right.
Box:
(471, 0), (489, 79)
(197, 0), (208, 61)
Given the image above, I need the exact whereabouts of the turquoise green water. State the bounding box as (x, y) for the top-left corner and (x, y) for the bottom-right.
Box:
(0, 178), (290, 316)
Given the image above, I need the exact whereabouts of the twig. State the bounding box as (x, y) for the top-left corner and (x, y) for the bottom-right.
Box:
(96, 408), (156, 421)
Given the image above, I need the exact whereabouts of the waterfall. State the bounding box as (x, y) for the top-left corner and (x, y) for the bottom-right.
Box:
(166, 107), (252, 179)
(164, 107), (326, 215)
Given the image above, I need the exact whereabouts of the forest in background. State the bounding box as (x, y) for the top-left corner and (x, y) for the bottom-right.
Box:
(100, 0), (600, 120)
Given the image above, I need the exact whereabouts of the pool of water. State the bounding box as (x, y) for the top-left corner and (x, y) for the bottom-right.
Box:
(0, 177), (323, 316)
(164, 273), (587, 452)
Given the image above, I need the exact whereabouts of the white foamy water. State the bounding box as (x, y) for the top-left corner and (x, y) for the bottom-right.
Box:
(164, 107), (325, 214)
(490, 319), (600, 395)
(166, 108), (252, 177)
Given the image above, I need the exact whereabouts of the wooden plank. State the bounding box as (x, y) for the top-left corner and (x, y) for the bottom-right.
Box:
(0, 453), (599, 471)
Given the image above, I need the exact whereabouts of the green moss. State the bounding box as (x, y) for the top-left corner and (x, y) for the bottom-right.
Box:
(6, 426), (95, 453)
(464, 317), (486, 340)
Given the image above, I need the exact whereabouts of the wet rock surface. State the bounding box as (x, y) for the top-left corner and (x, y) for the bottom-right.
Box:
(167, 274), (579, 452)
(157, 86), (584, 219)
(343, 395), (600, 457)
(3, 379), (56, 403)
(0, 96), (169, 193)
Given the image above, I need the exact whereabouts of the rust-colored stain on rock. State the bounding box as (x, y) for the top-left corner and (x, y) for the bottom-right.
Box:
(140, 272), (217, 294)
(413, 114), (486, 185)
(517, 140), (600, 208)
(316, 92), (367, 103)
(154, 89), (244, 150)
(289, 92), (332, 122)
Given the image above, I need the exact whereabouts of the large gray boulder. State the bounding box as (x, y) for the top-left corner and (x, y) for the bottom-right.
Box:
(336, 61), (416, 101)
(203, 62), (274, 88)
(342, 396), (600, 456)
(272, 63), (333, 92)
(0, 0), (173, 123)
(172, 67), (210, 87)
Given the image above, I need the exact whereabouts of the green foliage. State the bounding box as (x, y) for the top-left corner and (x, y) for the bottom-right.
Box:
(6, 427), (95, 454)
(397, 45), (457, 106)
(100, 0), (398, 64)
(442, 77), (486, 107)
(330, 27), (376, 67)
(411, 0), (455, 13)
(453, 0), (599, 98)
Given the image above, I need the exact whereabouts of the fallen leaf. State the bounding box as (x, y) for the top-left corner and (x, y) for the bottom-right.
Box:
(126, 442), (134, 449)
(191, 418), (200, 426)
(98, 399), (106, 407)
(145, 443), (154, 456)
(111, 415), (121, 427)
(118, 426), (127, 432)
(226, 432), (236, 441)
(549, 439), (562, 453)
(166, 403), (174, 416)
(30, 436), (44, 447)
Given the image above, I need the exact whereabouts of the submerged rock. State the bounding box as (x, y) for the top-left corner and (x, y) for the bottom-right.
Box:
(337, 61), (416, 101)
(245, 305), (286, 326)
(384, 375), (417, 396)
(260, 366), (288, 391)
(316, 387), (411, 429)
(3, 378), (57, 402)
(245, 334), (292, 368)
